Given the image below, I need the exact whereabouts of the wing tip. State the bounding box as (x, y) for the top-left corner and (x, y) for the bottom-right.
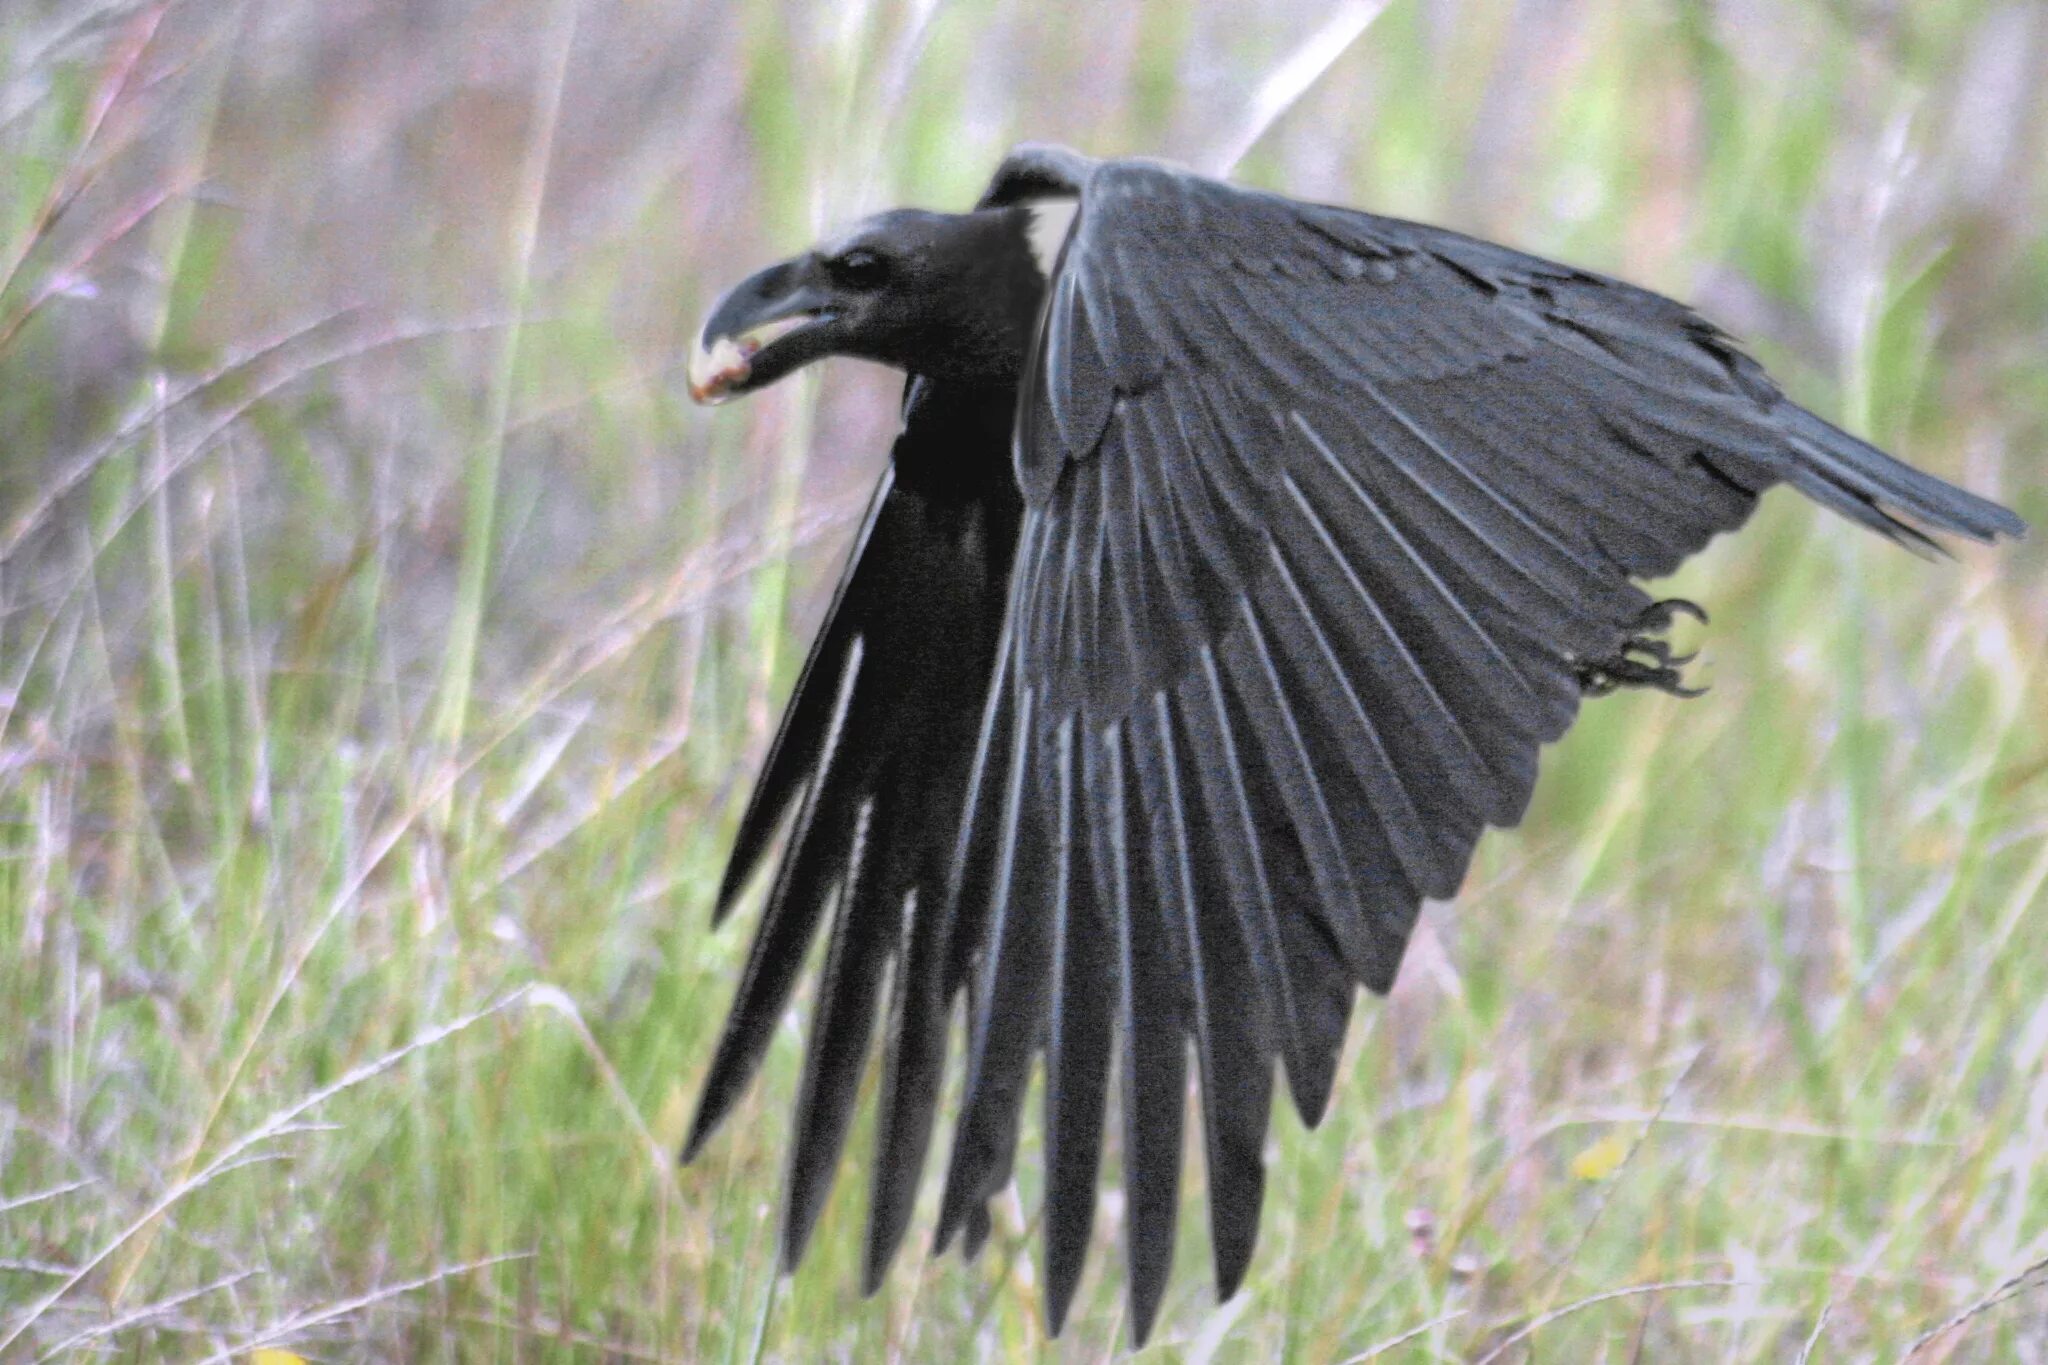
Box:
(1046, 1260), (1084, 1338)
(778, 1225), (808, 1277)
(1285, 1064), (1338, 1129)
(963, 1200), (994, 1259)
(778, 1170), (828, 1279)
(1126, 1270), (1169, 1349)
(1213, 1256), (1251, 1310)
(680, 1087), (727, 1166)
(932, 1181), (990, 1262)
(1207, 1174), (1265, 1306)
(859, 1244), (893, 1298)
(709, 855), (758, 926)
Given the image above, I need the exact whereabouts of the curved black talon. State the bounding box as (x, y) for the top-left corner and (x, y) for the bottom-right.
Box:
(1576, 597), (1710, 698)
(1638, 596), (1709, 630)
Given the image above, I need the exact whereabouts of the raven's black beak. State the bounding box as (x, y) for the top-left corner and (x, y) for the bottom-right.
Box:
(688, 258), (841, 404)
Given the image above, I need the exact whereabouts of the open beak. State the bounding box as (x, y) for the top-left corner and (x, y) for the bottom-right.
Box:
(688, 259), (839, 404)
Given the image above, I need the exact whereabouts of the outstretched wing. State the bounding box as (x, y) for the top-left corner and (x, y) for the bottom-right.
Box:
(685, 376), (1023, 1285)
(934, 156), (2023, 1339)
(683, 150), (1084, 1304)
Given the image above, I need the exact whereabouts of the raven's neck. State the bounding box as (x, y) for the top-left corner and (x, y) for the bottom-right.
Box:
(905, 205), (1058, 388)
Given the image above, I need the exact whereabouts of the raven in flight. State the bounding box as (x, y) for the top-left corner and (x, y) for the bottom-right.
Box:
(682, 144), (2023, 1342)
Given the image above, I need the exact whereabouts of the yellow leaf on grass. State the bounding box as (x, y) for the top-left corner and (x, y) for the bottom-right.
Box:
(248, 1350), (308, 1365)
(1570, 1132), (1630, 1181)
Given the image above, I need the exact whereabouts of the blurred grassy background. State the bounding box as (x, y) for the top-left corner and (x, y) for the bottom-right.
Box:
(1, 0), (2044, 1359)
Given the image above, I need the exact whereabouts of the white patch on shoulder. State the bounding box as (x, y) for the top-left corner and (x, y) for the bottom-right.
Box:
(1023, 197), (1081, 279)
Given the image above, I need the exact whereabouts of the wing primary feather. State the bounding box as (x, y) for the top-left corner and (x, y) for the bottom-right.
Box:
(1216, 639), (1363, 1090)
(942, 579), (1024, 997)
(1179, 648), (1321, 1113)
(1044, 712), (1112, 1335)
(1346, 373), (1626, 616)
(1214, 602), (1380, 980)
(936, 682), (1048, 1253)
(1288, 410), (1565, 738)
(1258, 539), (1450, 899)
(1273, 461), (1523, 822)
(686, 634), (868, 1160)
(781, 797), (887, 1270)
(715, 469), (896, 921)
(863, 883), (942, 1292)
(1147, 691), (1270, 1301)
(1095, 719), (1185, 1347)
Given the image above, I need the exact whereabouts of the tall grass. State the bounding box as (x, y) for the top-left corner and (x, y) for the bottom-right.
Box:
(1, 0), (2043, 1358)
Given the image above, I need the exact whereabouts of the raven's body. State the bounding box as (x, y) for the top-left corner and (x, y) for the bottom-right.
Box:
(684, 145), (2023, 1343)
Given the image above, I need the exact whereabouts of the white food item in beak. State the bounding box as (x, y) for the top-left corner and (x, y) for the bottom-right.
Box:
(687, 313), (825, 404)
(688, 334), (751, 404)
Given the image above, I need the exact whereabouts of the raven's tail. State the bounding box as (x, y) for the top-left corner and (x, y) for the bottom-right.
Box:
(1778, 404), (2026, 554)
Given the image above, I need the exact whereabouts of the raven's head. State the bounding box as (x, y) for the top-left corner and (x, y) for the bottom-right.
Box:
(688, 204), (1071, 403)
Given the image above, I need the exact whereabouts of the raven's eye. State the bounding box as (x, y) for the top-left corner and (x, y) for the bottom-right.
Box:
(830, 248), (889, 289)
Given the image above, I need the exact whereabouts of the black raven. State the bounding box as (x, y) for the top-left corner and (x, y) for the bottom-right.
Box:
(683, 144), (2023, 1342)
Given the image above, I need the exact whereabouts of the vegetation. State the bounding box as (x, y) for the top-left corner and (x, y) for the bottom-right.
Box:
(1, 0), (2042, 1358)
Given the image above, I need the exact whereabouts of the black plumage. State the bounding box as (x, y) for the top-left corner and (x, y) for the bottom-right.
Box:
(682, 144), (2024, 1343)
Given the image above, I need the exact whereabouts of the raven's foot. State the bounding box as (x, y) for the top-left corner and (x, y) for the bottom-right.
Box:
(1576, 597), (1708, 698)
